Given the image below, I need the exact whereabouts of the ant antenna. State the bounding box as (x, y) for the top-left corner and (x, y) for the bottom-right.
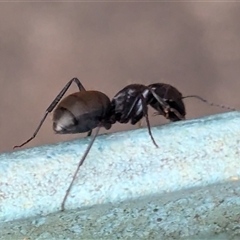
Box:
(182, 95), (236, 111)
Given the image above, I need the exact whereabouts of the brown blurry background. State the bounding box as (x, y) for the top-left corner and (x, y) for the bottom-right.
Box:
(1, 2), (240, 153)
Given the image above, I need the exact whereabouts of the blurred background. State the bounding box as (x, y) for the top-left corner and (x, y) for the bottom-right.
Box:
(1, 2), (240, 153)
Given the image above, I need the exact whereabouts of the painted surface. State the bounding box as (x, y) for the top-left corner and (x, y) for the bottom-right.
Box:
(0, 112), (240, 239)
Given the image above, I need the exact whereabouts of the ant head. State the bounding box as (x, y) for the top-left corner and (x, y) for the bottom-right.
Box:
(148, 83), (186, 121)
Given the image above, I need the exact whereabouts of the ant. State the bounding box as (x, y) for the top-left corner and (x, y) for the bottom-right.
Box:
(13, 79), (235, 211)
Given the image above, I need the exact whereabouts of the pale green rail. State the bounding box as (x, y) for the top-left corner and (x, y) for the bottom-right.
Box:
(0, 112), (240, 239)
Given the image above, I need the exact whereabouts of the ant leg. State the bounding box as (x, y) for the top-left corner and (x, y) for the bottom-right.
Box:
(117, 93), (157, 146)
(152, 112), (159, 117)
(140, 95), (158, 148)
(182, 95), (236, 111)
(148, 88), (170, 115)
(148, 88), (185, 121)
(13, 78), (86, 149)
(168, 108), (185, 120)
(61, 124), (101, 211)
(46, 78), (86, 113)
(87, 130), (92, 137)
(152, 108), (184, 120)
(124, 97), (141, 120)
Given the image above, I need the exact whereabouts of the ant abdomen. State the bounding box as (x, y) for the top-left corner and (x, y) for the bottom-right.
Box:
(53, 91), (112, 134)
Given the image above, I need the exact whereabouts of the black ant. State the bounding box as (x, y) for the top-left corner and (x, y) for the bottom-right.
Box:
(13, 79), (235, 211)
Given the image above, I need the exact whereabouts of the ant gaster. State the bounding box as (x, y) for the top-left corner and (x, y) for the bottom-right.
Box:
(14, 78), (113, 211)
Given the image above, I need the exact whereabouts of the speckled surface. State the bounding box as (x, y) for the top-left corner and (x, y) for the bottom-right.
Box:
(0, 111), (240, 239)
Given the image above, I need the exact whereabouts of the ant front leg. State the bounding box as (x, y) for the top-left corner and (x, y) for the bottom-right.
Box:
(148, 88), (170, 116)
(152, 109), (185, 121)
(149, 88), (185, 121)
(140, 95), (158, 148)
(13, 78), (87, 149)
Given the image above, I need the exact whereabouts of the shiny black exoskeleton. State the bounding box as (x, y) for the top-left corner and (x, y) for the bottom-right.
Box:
(111, 83), (185, 126)
(110, 83), (174, 148)
(111, 82), (235, 149)
(111, 84), (153, 125)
